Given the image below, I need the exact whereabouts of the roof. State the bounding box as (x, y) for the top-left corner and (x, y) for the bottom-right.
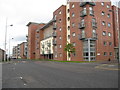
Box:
(40, 19), (54, 30)
(26, 22), (45, 26)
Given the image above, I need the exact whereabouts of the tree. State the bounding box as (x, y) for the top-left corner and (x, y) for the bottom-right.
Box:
(64, 42), (75, 60)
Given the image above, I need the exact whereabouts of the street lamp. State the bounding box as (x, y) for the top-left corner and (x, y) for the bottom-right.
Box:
(4, 18), (13, 62)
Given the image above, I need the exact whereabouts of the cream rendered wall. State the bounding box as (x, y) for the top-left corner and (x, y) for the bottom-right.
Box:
(40, 37), (53, 54)
(66, 3), (71, 61)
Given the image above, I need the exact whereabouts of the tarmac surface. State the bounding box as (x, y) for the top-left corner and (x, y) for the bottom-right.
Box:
(2, 59), (119, 88)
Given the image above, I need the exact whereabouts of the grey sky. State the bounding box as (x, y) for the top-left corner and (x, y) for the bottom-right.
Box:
(0, 0), (119, 55)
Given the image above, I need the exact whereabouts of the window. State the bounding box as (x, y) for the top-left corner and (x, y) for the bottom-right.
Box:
(108, 32), (111, 37)
(108, 23), (111, 27)
(72, 32), (76, 37)
(59, 11), (61, 14)
(59, 45), (62, 48)
(59, 36), (62, 40)
(110, 52), (112, 56)
(59, 19), (61, 23)
(103, 31), (106, 36)
(68, 35), (70, 39)
(72, 22), (75, 27)
(59, 27), (62, 31)
(103, 41), (107, 46)
(72, 4), (75, 8)
(109, 42), (112, 46)
(73, 53), (76, 57)
(102, 21), (105, 26)
(68, 26), (70, 30)
(72, 13), (75, 17)
(107, 14), (110, 18)
(55, 53), (57, 58)
(104, 52), (107, 56)
(107, 5), (110, 8)
(68, 17), (70, 21)
(68, 9), (70, 13)
(101, 2), (104, 6)
(73, 42), (76, 46)
(101, 11), (105, 15)
(60, 53), (62, 57)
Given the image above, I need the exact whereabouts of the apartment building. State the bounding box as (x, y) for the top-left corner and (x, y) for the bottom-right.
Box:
(53, 5), (67, 61)
(27, 0), (119, 61)
(12, 42), (27, 59)
(0, 48), (5, 61)
(27, 22), (45, 59)
(112, 5), (120, 60)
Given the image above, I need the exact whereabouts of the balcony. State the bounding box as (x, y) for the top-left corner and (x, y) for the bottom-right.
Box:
(53, 24), (57, 30)
(80, 2), (96, 7)
(89, 10), (94, 16)
(47, 50), (51, 54)
(80, 10), (87, 17)
(79, 23), (85, 29)
(92, 22), (97, 28)
(42, 51), (44, 55)
(47, 43), (51, 47)
(79, 34), (86, 40)
(92, 33), (97, 39)
(52, 32), (57, 37)
(42, 45), (44, 48)
(53, 40), (57, 45)
(53, 16), (57, 22)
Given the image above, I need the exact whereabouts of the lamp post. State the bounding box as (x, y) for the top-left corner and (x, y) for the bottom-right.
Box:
(4, 18), (13, 62)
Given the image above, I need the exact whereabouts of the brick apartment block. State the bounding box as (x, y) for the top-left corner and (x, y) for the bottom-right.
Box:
(27, 0), (120, 61)
(12, 42), (27, 59)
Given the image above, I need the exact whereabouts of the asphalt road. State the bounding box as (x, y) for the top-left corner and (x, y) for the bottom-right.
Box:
(2, 59), (118, 88)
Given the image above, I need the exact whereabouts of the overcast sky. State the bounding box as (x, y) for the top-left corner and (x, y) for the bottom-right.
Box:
(0, 0), (119, 55)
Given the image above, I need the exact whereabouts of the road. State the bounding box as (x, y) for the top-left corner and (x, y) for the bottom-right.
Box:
(2, 59), (118, 88)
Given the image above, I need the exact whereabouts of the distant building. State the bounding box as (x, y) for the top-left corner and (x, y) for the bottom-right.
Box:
(0, 48), (5, 61)
(12, 42), (28, 59)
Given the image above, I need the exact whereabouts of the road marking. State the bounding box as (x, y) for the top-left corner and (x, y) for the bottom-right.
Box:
(95, 64), (120, 71)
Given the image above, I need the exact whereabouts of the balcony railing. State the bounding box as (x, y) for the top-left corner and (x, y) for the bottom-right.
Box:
(42, 51), (44, 55)
(79, 23), (85, 29)
(79, 34), (86, 40)
(52, 32), (57, 37)
(47, 43), (51, 47)
(80, 10), (87, 17)
(53, 40), (57, 45)
(80, 2), (96, 7)
(89, 10), (94, 16)
(92, 22), (97, 28)
(53, 24), (57, 30)
(92, 33), (97, 39)
(47, 50), (51, 54)
(42, 45), (44, 48)
(53, 16), (57, 22)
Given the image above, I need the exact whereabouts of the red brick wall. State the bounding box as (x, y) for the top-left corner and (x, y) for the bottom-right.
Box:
(53, 5), (67, 61)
